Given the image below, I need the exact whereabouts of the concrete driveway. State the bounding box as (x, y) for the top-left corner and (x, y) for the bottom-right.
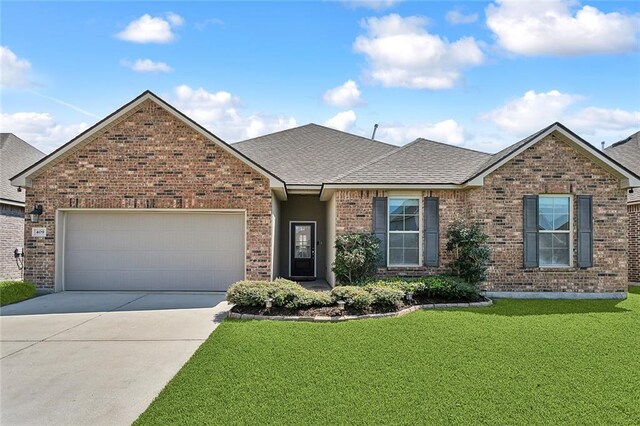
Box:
(0, 292), (230, 426)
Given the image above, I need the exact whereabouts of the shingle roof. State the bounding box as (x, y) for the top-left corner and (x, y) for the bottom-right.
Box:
(1, 134), (45, 205)
(605, 131), (640, 203)
(232, 123), (399, 185)
(328, 138), (491, 184)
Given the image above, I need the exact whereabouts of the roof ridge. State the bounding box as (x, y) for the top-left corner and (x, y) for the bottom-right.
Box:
(326, 138), (423, 183)
(414, 137), (491, 155)
(608, 130), (640, 149)
(231, 123), (316, 145)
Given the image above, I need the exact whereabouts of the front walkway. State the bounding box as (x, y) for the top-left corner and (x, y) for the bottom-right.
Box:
(0, 292), (230, 426)
(299, 279), (332, 291)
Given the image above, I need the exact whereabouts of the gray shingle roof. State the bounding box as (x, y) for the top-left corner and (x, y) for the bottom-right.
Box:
(329, 138), (491, 184)
(232, 124), (399, 185)
(605, 131), (640, 203)
(1, 134), (45, 205)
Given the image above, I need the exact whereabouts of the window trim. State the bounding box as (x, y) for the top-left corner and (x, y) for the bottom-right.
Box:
(387, 196), (421, 267)
(538, 194), (573, 268)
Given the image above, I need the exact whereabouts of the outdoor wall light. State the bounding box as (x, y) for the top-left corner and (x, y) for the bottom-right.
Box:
(29, 205), (43, 223)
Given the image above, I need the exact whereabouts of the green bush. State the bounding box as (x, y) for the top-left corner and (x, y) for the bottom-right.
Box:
(446, 220), (490, 285)
(0, 281), (36, 306)
(367, 286), (405, 309)
(365, 279), (421, 294)
(416, 275), (479, 301)
(332, 233), (381, 284)
(330, 286), (374, 310)
(226, 279), (331, 309)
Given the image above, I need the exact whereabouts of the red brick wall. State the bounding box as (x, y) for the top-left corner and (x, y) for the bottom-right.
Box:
(24, 99), (273, 290)
(334, 189), (465, 278)
(629, 203), (640, 282)
(466, 134), (627, 293)
(333, 133), (628, 293)
(1, 204), (25, 281)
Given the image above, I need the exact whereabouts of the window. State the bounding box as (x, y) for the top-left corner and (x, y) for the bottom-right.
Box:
(538, 196), (571, 267)
(388, 198), (419, 266)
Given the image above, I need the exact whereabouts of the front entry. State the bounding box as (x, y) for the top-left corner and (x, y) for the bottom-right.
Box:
(290, 222), (316, 279)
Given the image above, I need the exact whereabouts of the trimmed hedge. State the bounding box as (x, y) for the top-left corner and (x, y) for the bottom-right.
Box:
(364, 275), (480, 302)
(226, 279), (331, 309)
(330, 286), (374, 310)
(0, 281), (36, 306)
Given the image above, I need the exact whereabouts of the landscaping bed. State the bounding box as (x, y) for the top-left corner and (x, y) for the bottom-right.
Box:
(227, 276), (489, 319)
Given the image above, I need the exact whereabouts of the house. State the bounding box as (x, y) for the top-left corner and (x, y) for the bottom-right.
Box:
(605, 132), (640, 283)
(10, 91), (640, 298)
(1, 134), (45, 280)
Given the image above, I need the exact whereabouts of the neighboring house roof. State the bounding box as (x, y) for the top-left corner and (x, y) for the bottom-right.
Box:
(9, 91), (288, 200)
(328, 138), (490, 185)
(232, 124), (398, 186)
(0, 133), (45, 206)
(605, 131), (640, 204)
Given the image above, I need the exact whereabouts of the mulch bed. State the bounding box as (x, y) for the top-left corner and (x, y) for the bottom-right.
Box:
(230, 295), (489, 317)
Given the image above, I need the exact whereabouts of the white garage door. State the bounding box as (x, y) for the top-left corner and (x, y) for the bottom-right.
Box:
(63, 211), (245, 291)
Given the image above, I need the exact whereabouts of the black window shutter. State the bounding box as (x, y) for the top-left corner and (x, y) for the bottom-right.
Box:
(424, 197), (439, 267)
(577, 195), (593, 268)
(523, 195), (539, 268)
(372, 197), (388, 267)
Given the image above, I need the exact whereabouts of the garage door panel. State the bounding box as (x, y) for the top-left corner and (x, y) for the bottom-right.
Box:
(63, 212), (245, 291)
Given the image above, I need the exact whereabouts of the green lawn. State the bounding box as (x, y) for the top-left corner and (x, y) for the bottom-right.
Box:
(136, 287), (640, 425)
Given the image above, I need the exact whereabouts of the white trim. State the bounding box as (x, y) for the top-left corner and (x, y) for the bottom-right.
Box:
(538, 194), (573, 268)
(55, 208), (247, 292)
(10, 92), (287, 198)
(387, 196), (421, 268)
(287, 185), (322, 195)
(288, 220), (317, 278)
(0, 199), (25, 208)
(466, 124), (640, 188)
(320, 184), (465, 201)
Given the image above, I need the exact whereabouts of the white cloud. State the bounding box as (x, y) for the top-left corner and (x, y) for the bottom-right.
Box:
(0, 46), (32, 88)
(339, 0), (400, 11)
(325, 110), (357, 131)
(172, 84), (297, 141)
(0, 111), (89, 153)
(323, 80), (362, 108)
(121, 58), (173, 73)
(481, 90), (581, 134)
(195, 18), (224, 31)
(353, 14), (484, 89)
(375, 119), (466, 145)
(486, 0), (640, 56)
(445, 10), (478, 25)
(116, 13), (184, 43)
(481, 89), (640, 142)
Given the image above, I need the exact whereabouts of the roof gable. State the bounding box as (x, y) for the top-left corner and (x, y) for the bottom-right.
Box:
(1, 133), (45, 205)
(464, 123), (640, 189)
(10, 91), (287, 198)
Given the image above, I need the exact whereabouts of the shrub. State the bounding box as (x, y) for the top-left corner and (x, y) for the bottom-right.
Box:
(416, 275), (479, 301)
(226, 279), (331, 309)
(365, 279), (421, 294)
(0, 281), (36, 306)
(367, 286), (405, 309)
(446, 220), (491, 285)
(332, 233), (381, 284)
(330, 286), (374, 310)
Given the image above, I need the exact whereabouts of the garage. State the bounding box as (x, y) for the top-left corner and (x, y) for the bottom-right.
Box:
(61, 210), (245, 292)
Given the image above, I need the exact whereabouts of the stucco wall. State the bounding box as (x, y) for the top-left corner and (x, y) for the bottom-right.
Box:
(24, 99), (273, 290)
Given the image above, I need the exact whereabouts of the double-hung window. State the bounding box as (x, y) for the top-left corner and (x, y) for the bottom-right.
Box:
(538, 195), (571, 267)
(388, 198), (419, 266)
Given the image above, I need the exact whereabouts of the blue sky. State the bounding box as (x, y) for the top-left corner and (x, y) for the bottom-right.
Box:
(1, 0), (639, 153)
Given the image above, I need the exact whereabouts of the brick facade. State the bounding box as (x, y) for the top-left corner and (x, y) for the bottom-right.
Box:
(24, 99), (273, 290)
(0, 203), (25, 281)
(333, 134), (628, 293)
(629, 203), (640, 282)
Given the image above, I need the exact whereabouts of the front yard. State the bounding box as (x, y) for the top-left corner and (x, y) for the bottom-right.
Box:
(136, 287), (640, 425)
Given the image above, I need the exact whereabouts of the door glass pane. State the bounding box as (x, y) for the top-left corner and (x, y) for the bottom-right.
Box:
(294, 225), (311, 259)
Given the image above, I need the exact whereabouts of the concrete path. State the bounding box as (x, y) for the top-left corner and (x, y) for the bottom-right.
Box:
(0, 292), (230, 426)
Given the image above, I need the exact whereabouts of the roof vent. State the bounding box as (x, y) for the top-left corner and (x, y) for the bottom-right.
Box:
(601, 141), (605, 150)
(371, 124), (379, 140)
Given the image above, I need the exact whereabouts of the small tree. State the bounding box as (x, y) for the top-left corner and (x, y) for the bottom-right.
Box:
(332, 233), (381, 284)
(445, 220), (490, 285)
